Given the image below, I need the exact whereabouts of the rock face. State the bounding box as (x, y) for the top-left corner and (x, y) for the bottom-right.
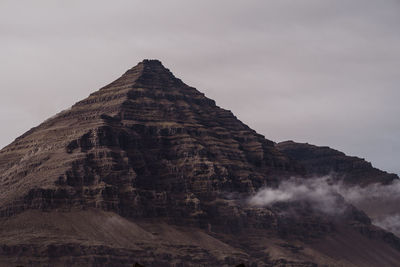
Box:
(276, 141), (398, 185)
(1, 60), (400, 266)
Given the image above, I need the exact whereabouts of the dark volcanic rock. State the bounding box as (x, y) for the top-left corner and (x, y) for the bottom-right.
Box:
(276, 140), (398, 185)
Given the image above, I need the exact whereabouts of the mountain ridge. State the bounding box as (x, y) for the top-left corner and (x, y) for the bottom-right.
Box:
(276, 140), (399, 185)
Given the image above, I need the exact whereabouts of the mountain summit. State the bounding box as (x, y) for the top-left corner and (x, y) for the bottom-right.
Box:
(1, 60), (400, 266)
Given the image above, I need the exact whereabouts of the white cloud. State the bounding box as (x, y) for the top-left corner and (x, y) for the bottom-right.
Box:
(249, 176), (400, 236)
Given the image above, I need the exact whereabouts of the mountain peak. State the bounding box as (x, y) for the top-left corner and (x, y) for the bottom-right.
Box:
(125, 59), (168, 74)
(140, 58), (163, 65)
(113, 59), (181, 89)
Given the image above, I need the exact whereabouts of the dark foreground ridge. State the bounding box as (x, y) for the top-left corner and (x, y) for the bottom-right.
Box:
(0, 60), (399, 266)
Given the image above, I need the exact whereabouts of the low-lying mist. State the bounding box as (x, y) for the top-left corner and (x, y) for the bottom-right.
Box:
(249, 176), (400, 236)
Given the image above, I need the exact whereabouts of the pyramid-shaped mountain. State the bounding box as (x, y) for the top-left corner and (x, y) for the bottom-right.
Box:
(1, 60), (400, 266)
(0, 59), (299, 219)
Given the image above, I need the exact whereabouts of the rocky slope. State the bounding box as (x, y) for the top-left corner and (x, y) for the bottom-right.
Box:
(1, 209), (400, 267)
(0, 60), (399, 266)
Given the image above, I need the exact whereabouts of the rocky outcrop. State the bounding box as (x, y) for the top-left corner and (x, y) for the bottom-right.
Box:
(276, 141), (398, 185)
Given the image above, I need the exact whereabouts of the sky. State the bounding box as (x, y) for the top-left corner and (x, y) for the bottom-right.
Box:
(1, 0), (399, 175)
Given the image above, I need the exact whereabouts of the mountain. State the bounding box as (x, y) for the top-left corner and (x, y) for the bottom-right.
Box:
(0, 60), (400, 266)
(0, 59), (300, 220)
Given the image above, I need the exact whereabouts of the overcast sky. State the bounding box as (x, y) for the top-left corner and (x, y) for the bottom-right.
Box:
(1, 0), (399, 175)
